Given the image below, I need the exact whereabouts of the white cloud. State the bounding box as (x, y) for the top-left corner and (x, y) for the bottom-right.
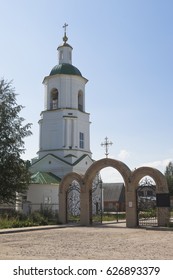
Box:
(100, 158), (173, 182)
(100, 167), (123, 183)
(140, 158), (173, 172)
(118, 149), (130, 161)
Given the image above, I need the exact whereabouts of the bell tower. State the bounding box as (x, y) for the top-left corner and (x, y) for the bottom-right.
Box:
(31, 24), (93, 178)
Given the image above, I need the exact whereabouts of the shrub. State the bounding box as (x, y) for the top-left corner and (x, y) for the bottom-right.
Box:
(0, 210), (50, 228)
(30, 211), (48, 225)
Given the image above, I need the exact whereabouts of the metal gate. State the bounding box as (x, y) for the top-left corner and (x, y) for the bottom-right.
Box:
(136, 177), (157, 227)
(66, 176), (103, 224)
(89, 175), (103, 224)
(67, 180), (80, 223)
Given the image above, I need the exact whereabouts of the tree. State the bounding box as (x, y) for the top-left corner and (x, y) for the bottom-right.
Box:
(164, 161), (173, 195)
(0, 78), (32, 203)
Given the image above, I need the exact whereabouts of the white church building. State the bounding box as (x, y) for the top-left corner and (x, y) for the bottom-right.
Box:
(22, 26), (101, 215)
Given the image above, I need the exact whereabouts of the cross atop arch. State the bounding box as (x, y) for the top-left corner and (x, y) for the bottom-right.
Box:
(101, 137), (113, 158)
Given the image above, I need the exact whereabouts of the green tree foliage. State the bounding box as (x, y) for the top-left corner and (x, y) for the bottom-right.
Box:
(164, 161), (173, 195)
(0, 79), (32, 203)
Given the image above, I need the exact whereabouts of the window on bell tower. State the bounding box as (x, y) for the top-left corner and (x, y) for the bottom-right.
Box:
(50, 88), (58, 110)
(79, 132), (84, 149)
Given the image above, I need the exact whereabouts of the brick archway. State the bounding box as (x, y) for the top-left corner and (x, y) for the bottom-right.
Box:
(59, 159), (169, 227)
(82, 158), (132, 226)
(84, 158), (132, 191)
(131, 167), (169, 227)
(131, 166), (168, 192)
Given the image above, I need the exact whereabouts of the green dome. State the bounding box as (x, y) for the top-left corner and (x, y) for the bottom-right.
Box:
(50, 63), (82, 77)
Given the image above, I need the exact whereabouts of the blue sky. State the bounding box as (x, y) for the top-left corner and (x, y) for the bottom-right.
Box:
(0, 0), (173, 182)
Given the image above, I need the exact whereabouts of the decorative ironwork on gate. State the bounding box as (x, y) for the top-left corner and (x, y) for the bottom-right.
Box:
(90, 174), (103, 224)
(136, 177), (157, 227)
(67, 180), (80, 223)
(66, 175), (103, 224)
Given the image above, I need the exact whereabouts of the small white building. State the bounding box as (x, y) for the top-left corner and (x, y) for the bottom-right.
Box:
(17, 172), (60, 215)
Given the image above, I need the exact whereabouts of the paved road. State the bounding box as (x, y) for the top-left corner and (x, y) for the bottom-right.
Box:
(0, 223), (173, 259)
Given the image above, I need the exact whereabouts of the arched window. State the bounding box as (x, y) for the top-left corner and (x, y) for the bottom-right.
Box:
(50, 88), (58, 110)
(78, 90), (83, 111)
(59, 50), (63, 60)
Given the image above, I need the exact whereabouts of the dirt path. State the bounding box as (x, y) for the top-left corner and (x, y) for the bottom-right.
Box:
(0, 223), (173, 259)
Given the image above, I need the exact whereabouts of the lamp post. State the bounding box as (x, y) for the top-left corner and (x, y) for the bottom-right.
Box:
(116, 202), (119, 223)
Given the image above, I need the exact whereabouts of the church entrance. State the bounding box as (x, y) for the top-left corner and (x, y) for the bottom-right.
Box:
(59, 158), (170, 228)
(132, 166), (170, 228)
(83, 158), (131, 225)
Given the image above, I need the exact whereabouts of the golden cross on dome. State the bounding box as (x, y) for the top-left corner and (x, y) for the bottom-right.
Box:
(62, 23), (68, 43)
(63, 23), (68, 33)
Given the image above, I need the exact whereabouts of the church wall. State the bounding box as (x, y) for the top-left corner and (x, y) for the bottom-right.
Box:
(39, 111), (63, 151)
(44, 82), (48, 111)
(39, 111), (90, 154)
(26, 183), (59, 213)
(30, 155), (73, 178)
(77, 112), (91, 152)
(73, 156), (93, 175)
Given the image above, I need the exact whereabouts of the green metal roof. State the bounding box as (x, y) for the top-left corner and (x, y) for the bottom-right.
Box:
(57, 42), (73, 49)
(31, 172), (61, 184)
(50, 63), (82, 77)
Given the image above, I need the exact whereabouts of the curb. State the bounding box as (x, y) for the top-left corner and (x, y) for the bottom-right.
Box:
(146, 226), (173, 231)
(0, 224), (69, 235)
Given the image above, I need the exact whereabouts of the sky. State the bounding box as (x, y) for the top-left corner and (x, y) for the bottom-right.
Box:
(0, 0), (173, 182)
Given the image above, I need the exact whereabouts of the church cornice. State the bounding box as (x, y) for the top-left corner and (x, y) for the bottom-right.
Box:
(39, 108), (90, 116)
(42, 73), (88, 84)
(31, 153), (94, 168)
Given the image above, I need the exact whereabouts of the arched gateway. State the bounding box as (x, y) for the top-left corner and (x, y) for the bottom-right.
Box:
(59, 158), (170, 227)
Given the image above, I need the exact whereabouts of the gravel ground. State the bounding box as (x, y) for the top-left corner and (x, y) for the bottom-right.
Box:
(0, 223), (173, 260)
